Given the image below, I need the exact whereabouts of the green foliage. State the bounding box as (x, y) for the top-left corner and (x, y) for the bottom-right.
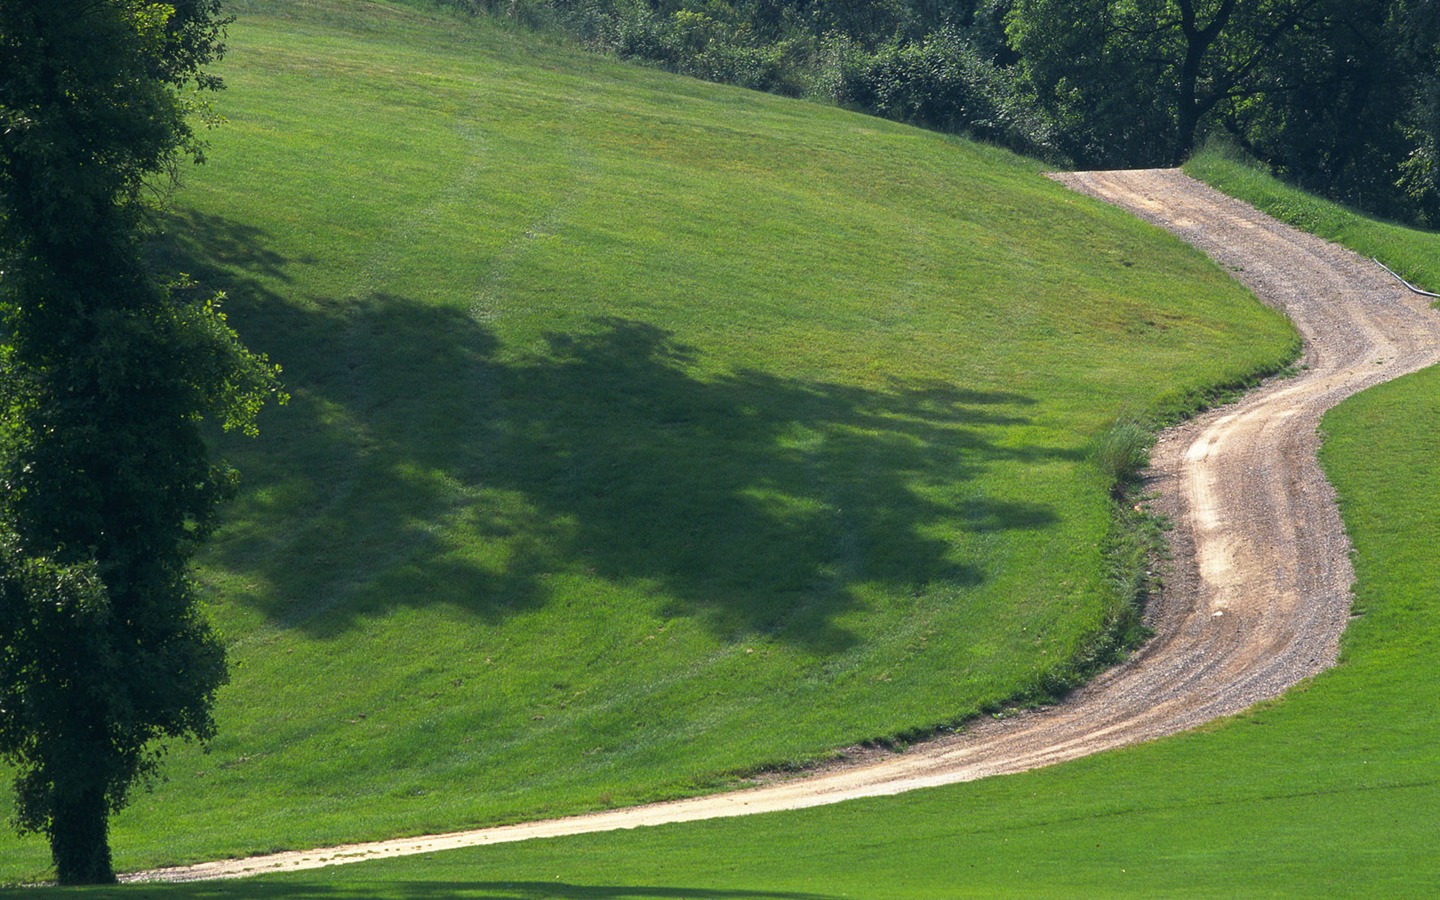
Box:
(439, 0), (819, 94)
(0, 0), (280, 884)
(1215, 0), (1440, 226)
(439, 0), (1034, 130)
(1392, 1), (1440, 224)
(0, 0), (230, 244)
(1005, 0), (1440, 223)
(1004, 0), (1177, 165)
(1009, 0), (1342, 166)
(821, 28), (1054, 156)
(614, 7), (813, 93)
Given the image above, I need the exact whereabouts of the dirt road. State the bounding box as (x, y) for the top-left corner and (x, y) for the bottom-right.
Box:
(132, 169), (1440, 882)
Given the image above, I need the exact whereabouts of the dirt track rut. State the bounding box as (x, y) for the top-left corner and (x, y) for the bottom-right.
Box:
(131, 168), (1440, 882)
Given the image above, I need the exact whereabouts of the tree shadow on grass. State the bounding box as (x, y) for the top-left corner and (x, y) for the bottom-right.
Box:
(161, 213), (1073, 651)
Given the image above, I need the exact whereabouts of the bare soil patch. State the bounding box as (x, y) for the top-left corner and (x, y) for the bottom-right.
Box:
(132, 169), (1440, 883)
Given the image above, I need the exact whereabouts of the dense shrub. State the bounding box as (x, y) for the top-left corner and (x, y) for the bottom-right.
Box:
(432, 0), (1034, 134)
(633, 9), (813, 95)
(822, 29), (1058, 159)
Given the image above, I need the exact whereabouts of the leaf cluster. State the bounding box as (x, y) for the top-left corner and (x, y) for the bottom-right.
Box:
(0, 1), (231, 247)
(0, 535), (225, 836)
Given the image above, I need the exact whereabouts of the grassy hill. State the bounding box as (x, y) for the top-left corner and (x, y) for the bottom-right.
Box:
(72, 141), (1440, 900)
(168, 319), (1440, 900)
(0, 0), (1297, 883)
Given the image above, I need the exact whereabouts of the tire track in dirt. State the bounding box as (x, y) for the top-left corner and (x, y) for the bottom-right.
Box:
(130, 168), (1440, 883)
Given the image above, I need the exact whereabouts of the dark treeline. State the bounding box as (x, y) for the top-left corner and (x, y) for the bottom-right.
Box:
(440, 0), (1440, 226)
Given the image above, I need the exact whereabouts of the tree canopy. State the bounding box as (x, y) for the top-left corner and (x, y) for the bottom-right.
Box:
(1009, 0), (1356, 162)
(1007, 0), (1440, 219)
(0, 0), (280, 883)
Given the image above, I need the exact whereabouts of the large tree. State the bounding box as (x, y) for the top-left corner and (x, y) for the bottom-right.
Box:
(0, 0), (279, 884)
(1006, 0), (1338, 166)
(1006, 0), (1440, 220)
(1209, 0), (1438, 220)
(1392, 0), (1440, 223)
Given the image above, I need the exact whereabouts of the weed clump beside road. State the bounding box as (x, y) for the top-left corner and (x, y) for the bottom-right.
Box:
(1096, 418), (1152, 493)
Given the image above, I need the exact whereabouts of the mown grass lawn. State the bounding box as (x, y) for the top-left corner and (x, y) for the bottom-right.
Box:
(55, 186), (1440, 900)
(0, 0), (1297, 883)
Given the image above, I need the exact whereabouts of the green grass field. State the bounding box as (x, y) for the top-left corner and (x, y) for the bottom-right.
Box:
(47, 195), (1440, 900)
(0, 0), (1302, 885)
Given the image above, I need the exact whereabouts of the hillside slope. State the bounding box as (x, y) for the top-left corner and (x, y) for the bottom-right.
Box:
(0, 0), (1295, 881)
(168, 168), (1440, 900)
(230, 319), (1440, 900)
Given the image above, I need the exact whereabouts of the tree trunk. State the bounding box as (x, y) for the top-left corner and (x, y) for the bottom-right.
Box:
(1173, 0), (1234, 164)
(51, 786), (116, 885)
(1175, 88), (1202, 164)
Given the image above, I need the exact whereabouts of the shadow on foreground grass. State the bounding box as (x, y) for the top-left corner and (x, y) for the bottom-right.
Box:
(161, 210), (1067, 651)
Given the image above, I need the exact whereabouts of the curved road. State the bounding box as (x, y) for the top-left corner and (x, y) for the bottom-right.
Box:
(134, 168), (1440, 882)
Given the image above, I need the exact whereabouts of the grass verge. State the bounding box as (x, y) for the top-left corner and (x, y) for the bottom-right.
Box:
(1186, 142), (1440, 293)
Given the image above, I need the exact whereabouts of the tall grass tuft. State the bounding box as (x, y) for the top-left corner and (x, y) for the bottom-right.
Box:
(1095, 417), (1152, 496)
